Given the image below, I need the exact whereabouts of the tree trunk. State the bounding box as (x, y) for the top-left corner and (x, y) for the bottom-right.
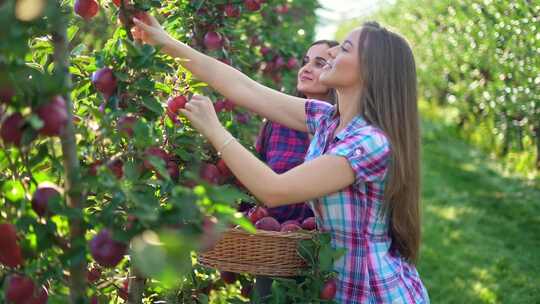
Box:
(536, 126), (540, 170)
(127, 266), (145, 304)
(51, 12), (87, 303)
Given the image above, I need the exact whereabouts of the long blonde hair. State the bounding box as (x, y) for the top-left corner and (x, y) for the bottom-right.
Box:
(357, 22), (421, 263)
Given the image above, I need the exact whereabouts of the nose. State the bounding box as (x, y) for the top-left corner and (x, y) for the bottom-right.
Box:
(327, 45), (338, 59)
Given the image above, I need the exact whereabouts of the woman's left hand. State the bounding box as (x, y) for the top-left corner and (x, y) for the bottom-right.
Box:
(180, 95), (224, 141)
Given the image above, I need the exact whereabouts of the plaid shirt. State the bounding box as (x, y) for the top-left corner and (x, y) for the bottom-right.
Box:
(255, 121), (314, 223)
(304, 100), (430, 303)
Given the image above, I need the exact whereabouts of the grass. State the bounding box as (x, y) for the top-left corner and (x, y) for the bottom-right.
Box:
(417, 117), (540, 303)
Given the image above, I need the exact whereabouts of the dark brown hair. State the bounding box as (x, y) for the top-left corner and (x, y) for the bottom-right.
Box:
(356, 22), (421, 263)
(296, 39), (339, 104)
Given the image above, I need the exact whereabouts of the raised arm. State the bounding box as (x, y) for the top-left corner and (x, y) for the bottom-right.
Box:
(133, 15), (308, 133)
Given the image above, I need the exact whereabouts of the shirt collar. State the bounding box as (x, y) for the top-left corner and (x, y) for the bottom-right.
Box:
(330, 105), (369, 141)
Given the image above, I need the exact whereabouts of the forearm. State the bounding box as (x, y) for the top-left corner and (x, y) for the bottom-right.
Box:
(162, 39), (308, 132)
(207, 127), (287, 208)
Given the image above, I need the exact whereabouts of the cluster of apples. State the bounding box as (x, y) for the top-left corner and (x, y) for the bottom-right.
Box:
(0, 92), (68, 147)
(245, 206), (317, 232)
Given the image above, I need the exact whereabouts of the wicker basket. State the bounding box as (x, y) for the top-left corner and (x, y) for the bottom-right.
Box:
(197, 228), (315, 277)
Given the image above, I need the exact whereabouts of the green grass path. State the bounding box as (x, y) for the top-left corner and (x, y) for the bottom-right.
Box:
(417, 120), (540, 303)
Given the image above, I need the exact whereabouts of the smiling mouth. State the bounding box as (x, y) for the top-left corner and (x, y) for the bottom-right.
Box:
(300, 75), (313, 81)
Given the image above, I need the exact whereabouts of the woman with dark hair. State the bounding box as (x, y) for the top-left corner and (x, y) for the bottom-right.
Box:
(253, 39), (338, 300)
(134, 16), (430, 303)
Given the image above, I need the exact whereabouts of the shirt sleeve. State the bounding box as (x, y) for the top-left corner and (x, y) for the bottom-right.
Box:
(305, 99), (334, 135)
(327, 132), (391, 184)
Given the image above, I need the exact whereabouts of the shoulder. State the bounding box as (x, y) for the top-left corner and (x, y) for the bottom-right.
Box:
(305, 99), (335, 119)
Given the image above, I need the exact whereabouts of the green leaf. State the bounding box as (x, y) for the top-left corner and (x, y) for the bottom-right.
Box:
(2, 180), (25, 201)
(141, 95), (163, 115)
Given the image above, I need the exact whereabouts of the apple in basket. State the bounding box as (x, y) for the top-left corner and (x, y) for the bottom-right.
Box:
(247, 206), (269, 224)
(255, 216), (280, 231)
(280, 220), (301, 232)
(301, 217), (317, 231)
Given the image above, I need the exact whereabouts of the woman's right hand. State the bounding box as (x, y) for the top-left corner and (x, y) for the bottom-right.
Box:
(132, 14), (174, 50)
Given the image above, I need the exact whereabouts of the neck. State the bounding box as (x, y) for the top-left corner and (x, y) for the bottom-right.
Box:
(305, 92), (331, 102)
(335, 87), (362, 130)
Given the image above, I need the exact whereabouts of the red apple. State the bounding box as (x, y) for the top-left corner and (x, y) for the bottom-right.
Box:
(255, 216), (280, 231)
(90, 229), (127, 267)
(220, 271), (237, 284)
(236, 112), (250, 124)
(281, 220), (301, 226)
(118, 116), (137, 137)
(87, 267), (101, 283)
(31, 186), (60, 217)
(213, 99), (226, 112)
(0, 223), (24, 268)
(92, 67), (117, 99)
(118, 279), (129, 301)
(224, 4), (240, 17)
(144, 147), (171, 172)
(165, 161), (180, 181)
(108, 159), (124, 179)
(203, 31), (224, 50)
(280, 223), (301, 232)
(275, 4), (289, 14)
(320, 278), (337, 300)
(244, 0), (261, 11)
(274, 55), (286, 70)
(200, 163), (221, 185)
(301, 217), (317, 230)
(223, 99), (236, 111)
(36, 95), (68, 136)
(74, 0), (99, 20)
(247, 206), (268, 224)
(216, 159), (232, 178)
(1, 112), (24, 146)
(88, 160), (103, 176)
(4, 275), (48, 304)
(112, 0), (128, 7)
(260, 46), (271, 57)
(167, 95), (188, 123)
(287, 57), (298, 69)
(0, 85), (14, 103)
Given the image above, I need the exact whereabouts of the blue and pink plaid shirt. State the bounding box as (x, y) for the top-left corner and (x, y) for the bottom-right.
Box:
(304, 100), (430, 303)
(255, 120), (314, 223)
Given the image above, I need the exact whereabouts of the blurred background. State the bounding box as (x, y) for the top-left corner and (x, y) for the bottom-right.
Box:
(314, 1), (539, 303)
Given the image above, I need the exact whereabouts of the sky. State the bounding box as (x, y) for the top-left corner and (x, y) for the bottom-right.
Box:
(315, 0), (387, 40)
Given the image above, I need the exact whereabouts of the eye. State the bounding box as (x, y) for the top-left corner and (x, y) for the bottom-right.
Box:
(340, 45), (348, 52)
(315, 60), (326, 68)
(301, 57), (309, 66)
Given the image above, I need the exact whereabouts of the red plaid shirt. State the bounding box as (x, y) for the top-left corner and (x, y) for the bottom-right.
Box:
(255, 120), (314, 223)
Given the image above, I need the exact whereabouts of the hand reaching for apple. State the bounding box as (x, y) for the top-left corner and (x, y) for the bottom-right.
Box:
(180, 95), (224, 141)
(132, 14), (174, 49)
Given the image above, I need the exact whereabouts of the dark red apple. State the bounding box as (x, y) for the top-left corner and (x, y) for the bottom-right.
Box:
(74, 0), (99, 20)
(213, 99), (226, 112)
(108, 159), (124, 179)
(260, 46), (271, 57)
(203, 31), (224, 50)
(0, 223), (24, 268)
(4, 275), (48, 304)
(287, 57), (298, 69)
(36, 95), (68, 136)
(88, 160), (103, 176)
(200, 163), (221, 185)
(118, 279), (129, 301)
(92, 67), (117, 99)
(236, 113), (250, 124)
(1, 112), (24, 146)
(216, 159), (232, 178)
(301, 217), (317, 230)
(224, 4), (240, 17)
(0, 85), (14, 103)
(144, 147), (171, 172)
(166, 161), (180, 181)
(220, 271), (237, 284)
(167, 95), (187, 123)
(244, 0), (261, 11)
(255, 216), (280, 231)
(320, 278), (337, 300)
(247, 206), (268, 224)
(118, 116), (137, 137)
(280, 223), (301, 232)
(112, 0), (128, 7)
(223, 99), (236, 111)
(281, 220), (300, 226)
(31, 186), (60, 217)
(275, 4), (289, 14)
(87, 267), (102, 283)
(89, 229), (127, 267)
(274, 56), (286, 70)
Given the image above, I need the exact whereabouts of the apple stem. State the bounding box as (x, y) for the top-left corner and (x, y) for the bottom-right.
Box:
(51, 6), (88, 303)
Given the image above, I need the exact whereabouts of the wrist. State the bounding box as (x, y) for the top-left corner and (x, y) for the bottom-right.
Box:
(208, 126), (230, 148)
